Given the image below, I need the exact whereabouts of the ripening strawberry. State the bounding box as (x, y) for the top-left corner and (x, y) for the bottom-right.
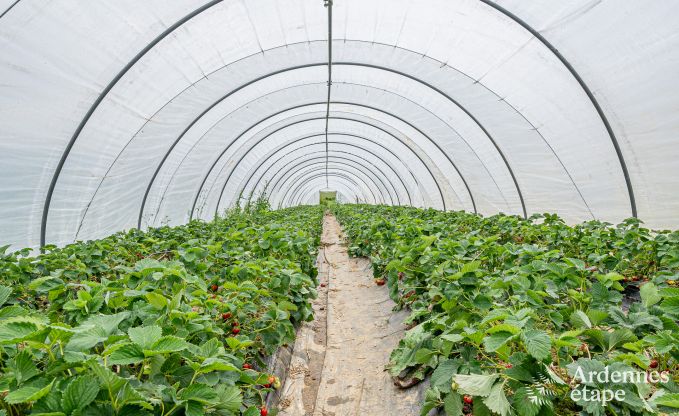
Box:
(463, 395), (473, 404)
(232, 321), (239, 327)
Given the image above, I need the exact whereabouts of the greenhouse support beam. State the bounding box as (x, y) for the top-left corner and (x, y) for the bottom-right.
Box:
(40, 0), (223, 246)
(241, 139), (414, 207)
(480, 0), (636, 218)
(270, 160), (390, 207)
(207, 116), (451, 219)
(264, 157), (396, 207)
(184, 114), (451, 222)
(283, 171), (375, 208)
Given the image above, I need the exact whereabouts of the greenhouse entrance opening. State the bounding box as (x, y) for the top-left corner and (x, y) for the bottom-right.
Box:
(319, 190), (337, 206)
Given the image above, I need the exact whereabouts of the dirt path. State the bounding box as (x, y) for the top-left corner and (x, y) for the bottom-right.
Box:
(277, 213), (424, 416)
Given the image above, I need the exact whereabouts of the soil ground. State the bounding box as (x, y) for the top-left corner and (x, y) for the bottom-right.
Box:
(277, 213), (425, 416)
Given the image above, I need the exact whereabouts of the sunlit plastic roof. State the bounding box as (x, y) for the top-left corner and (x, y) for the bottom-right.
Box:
(1, 0), (678, 249)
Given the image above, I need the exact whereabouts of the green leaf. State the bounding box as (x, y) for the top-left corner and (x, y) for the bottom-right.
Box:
(109, 343), (145, 365)
(443, 392), (463, 416)
(483, 332), (514, 353)
(513, 387), (542, 416)
(0, 321), (40, 344)
(453, 373), (498, 397)
(640, 282), (661, 308)
(521, 330), (551, 360)
(660, 296), (679, 315)
(569, 310), (591, 329)
(215, 385), (242, 412)
(145, 336), (189, 355)
(179, 383), (218, 405)
(483, 382), (512, 416)
(0, 285), (12, 306)
(65, 326), (107, 351)
(185, 401), (205, 416)
(145, 292), (168, 309)
(198, 358), (239, 374)
(61, 375), (100, 413)
(655, 392), (679, 408)
(521, 329), (552, 360)
(4, 381), (53, 404)
(12, 350), (40, 385)
(431, 359), (460, 392)
(128, 325), (162, 349)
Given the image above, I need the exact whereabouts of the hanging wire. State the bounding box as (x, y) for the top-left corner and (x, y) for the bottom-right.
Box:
(323, 0), (333, 188)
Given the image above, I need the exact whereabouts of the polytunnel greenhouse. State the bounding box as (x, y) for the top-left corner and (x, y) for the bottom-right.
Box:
(1, 0), (679, 415)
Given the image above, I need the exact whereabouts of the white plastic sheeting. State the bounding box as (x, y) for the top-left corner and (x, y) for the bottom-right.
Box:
(0, 0), (678, 249)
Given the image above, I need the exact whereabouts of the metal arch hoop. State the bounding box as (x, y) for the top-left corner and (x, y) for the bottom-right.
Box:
(188, 116), (445, 220)
(39, 1), (634, 245)
(286, 173), (368, 207)
(206, 115), (455, 218)
(480, 0), (635, 218)
(240, 139), (414, 206)
(190, 135), (418, 222)
(40, 0), (224, 246)
(267, 159), (391, 208)
(285, 170), (378, 207)
(283, 171), (378, 208)
(264, 157), (396, 208)
(247, 151), (403, 207)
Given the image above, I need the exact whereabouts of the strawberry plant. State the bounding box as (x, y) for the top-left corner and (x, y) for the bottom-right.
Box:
(334, 205), (679, 416)
(0, 204), (323, 415)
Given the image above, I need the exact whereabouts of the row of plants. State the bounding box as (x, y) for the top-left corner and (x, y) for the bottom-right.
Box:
(333, 204), (679, 416)
(0, 203), (324, 416)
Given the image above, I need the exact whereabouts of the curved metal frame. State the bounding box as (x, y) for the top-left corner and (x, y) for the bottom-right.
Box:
(267, 158), (393, 207)
(204, 115), (455, 218)
(270, 161), (388, 208)
(287, 173), (366, 207)
(285, 171), (376, 208)
(188, 117), (446, 220)
(176, 136), (417, 224)
(479, 0), (635, 217)
(248, 152), (401, 206)
(0, 0), (20, 20)
(38, 1), (635, 244)
(282, 171), (379, 208)
(241, 138), (415, 205)
(40, 0), (224, 246)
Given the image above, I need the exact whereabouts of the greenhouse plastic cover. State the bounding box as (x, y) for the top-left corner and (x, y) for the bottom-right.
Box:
(0, 0), (678, 249)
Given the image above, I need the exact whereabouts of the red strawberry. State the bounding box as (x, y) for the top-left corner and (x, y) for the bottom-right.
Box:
(375, 278), (386, 286)
(211, 284), (218, 292)
(320, 283), (326, 287)
(463, 395), (473, 404)
(242, 363), (252, 369)
(232, 321), (239, 327)
(232, 327), (240, 335)
(222, 312), (232, 320)
(650, 359), (659, 369)
(505, 363), (513, 369)
(260, 407), (268, 416)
